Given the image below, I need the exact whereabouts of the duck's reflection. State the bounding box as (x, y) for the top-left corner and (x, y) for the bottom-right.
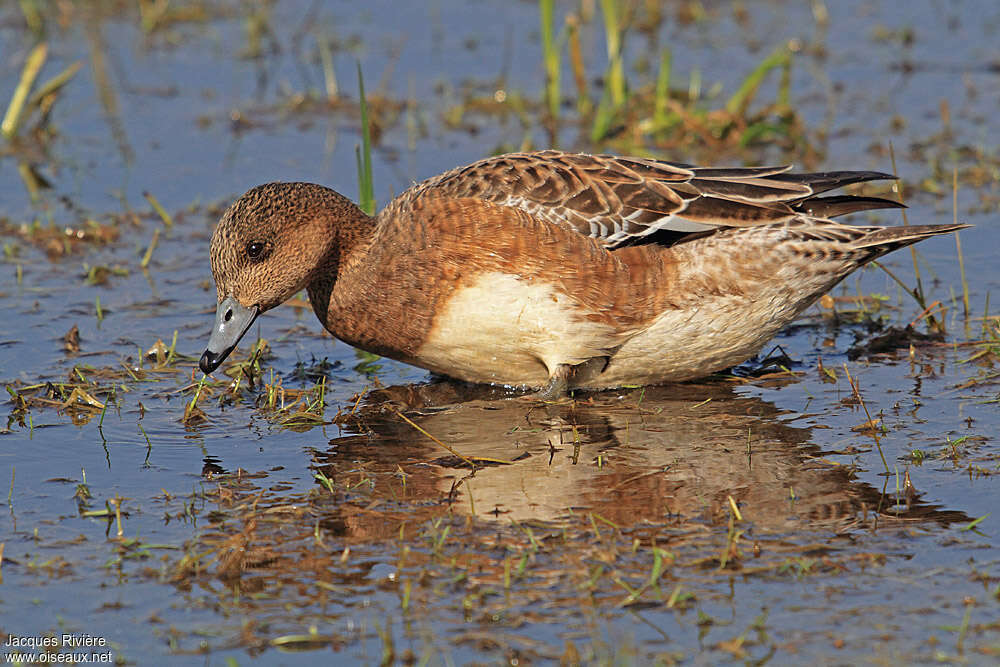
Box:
(310, 381), (968, 538)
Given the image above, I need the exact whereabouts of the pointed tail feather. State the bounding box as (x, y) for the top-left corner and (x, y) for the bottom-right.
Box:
(772, 170), (897, 197)
(855, 223), (971, 254)
(795, 195), (905, 218)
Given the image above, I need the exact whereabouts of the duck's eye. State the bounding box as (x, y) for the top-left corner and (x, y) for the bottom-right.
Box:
(246, 241), (266, 260)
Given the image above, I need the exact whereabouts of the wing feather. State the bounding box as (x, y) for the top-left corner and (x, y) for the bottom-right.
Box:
(411, 150), (901, 247)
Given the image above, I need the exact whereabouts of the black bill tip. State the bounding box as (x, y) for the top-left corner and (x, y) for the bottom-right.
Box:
(199, 348), (226, 374)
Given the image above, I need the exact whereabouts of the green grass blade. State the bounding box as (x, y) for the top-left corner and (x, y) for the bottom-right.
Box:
(19, 0), (44, 33)
(952, 167), (969, 319)
(539, 0), (560, 120)
(28, 60), (83, 108)
(590, 82), (615, 143)
(2, 42), (48, 139)
(566, 14), (591, 115)
(961, 512), (990, 532)
(144, 191), (174, 227)
(725, 46), (789, 117)
(356, 62), (375, 216)
(654, 48), (672, 129)
(319, 37), (338, 102)
(599, 0), (625, 108)
(141, 228), (161, 269)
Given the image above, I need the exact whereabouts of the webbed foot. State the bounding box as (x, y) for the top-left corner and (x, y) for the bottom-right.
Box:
(534, 364), (573, 400)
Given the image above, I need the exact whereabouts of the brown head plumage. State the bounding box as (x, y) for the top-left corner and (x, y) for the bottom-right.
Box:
(209, 182), (369, 312)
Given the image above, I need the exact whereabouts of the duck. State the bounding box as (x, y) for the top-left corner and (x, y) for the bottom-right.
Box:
(198, 150), (967, 396)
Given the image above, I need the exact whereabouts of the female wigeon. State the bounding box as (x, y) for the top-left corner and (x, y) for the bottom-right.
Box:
(199, 150), (966, 396)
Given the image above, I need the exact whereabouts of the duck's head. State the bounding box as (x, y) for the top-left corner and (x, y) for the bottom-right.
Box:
(199, 182), (365, 374)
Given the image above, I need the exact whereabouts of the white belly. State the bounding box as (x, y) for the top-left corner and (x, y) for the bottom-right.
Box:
(415, 272), (623, 387)
(581, 289), (808, 389)
(415, 271), (815, 390)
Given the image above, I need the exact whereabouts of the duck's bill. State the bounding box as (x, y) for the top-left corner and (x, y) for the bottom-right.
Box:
(199, 296), (260, 374)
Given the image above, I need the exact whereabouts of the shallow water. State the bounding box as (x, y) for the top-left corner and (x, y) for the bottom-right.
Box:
(1, 1), (998, 664)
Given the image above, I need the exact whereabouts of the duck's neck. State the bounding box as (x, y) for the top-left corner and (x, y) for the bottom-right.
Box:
(305, 191), (377, 331)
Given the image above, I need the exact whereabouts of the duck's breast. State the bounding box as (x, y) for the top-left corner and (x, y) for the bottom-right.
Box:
(415, 271), (622, 386)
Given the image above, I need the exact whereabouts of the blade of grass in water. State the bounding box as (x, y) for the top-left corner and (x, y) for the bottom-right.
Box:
(17, 161), (42, 203)
(28, 60), (83, 108)
(777, 48), (792, 109)
(319, 36), (338, 102)
(144, 191), (173, 228)
(356, 62), (375, 216)
(725, 46), (790, 117)
(28, 60), (83, 111)
(566, 13), (591, 115)
(688, 66), (701, 103)
(590, 81), (616, 143)
(539, 0), (560, 120)
(590, 0), (628, 144)
(953, 166), (969, 319)
(887, 143), (934, 328)
(19, 0), (43, 33)
(653, 48), (672, 130)
(141, 228), (160, 269)
(2, 42), (48, 139)
(599, 0), (625, 108)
